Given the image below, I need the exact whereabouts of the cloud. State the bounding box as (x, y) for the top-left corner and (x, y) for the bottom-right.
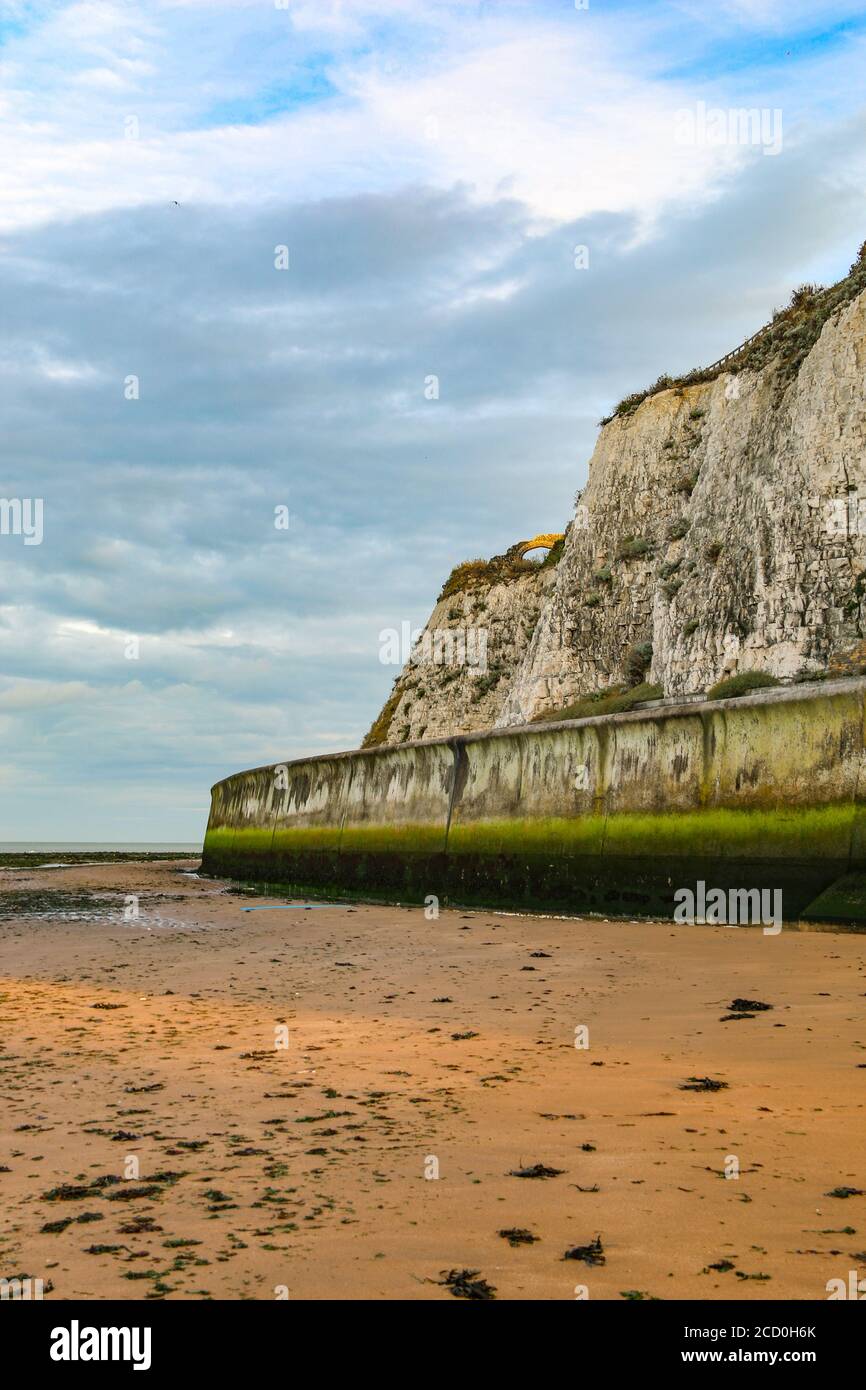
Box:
(2, 0), (864, 231)
(1, 0), (865, 837)
(0, 678), (93, 709)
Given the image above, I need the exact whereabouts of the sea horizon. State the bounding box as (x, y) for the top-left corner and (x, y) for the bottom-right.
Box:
(0, 841), (201, 853)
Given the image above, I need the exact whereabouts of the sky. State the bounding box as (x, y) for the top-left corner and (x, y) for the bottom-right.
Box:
(1, 0), (865, 841)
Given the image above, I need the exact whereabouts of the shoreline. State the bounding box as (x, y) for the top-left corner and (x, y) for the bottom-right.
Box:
(1, 857), (864, 1301)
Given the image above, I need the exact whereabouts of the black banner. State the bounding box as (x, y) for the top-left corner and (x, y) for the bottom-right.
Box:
(6, 1297), (859, 1374)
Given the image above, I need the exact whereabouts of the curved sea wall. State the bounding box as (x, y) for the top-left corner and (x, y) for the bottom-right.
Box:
(202, 679), (866, 922)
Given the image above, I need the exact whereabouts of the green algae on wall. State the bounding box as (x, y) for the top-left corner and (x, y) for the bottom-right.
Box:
(201, 679), (866, 921)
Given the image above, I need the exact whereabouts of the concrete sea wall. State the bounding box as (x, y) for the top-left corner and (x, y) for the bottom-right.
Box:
(202, 679), (866, 922)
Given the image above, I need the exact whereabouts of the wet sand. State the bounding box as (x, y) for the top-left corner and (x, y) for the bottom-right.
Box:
(1, 858), (864, 1301)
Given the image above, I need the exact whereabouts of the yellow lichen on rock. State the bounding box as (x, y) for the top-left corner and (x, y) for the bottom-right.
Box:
(516, 533), (564, 557)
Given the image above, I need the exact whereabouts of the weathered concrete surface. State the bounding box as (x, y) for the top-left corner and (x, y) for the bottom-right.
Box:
(203, 678), (866, 921)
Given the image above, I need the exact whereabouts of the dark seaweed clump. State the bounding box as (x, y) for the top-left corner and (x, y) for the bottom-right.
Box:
(564, 1235), (605, 1266)
(509, 1163), (564, 1179)
(438, 1268), (497, 1300)
(498, 1228), (539, 1246)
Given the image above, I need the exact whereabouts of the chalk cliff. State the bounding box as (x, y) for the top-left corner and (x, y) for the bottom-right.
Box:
(365, 251), (866, 745)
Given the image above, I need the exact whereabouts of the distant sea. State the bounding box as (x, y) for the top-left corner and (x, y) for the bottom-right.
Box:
(0, 842), (201, 853)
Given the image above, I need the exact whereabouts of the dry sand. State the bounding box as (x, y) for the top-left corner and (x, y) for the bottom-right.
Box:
(1, 858), (865, 1301)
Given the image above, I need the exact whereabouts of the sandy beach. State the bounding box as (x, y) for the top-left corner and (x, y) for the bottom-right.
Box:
(1, 857), (865, 1302)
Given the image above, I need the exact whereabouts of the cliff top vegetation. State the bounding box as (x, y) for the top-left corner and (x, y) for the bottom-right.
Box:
(599, 238), (866, 426)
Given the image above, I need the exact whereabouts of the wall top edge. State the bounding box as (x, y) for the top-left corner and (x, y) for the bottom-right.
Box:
(209, 676), (866, 794)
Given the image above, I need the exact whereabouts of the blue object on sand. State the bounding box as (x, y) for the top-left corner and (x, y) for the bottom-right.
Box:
(241, 903), (339, 911)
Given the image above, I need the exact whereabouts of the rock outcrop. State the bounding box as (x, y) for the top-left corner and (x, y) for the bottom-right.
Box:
(362, 547), (553, 745)
(365, 253), (866, 744)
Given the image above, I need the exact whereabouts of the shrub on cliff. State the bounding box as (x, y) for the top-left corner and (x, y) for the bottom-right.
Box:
(596, 237), (866, 421)
(624, 640), (653, 685)
(532, 680), (662, 723)
(599, 373), (675, 427)
(788, 283), (822, 310)
(438, 550), (540, 600)
(471, 669), (504, 701)
(706, 670), (781, 701)
(674, 469), (698, 496)
(540, 537), (565, 569)
(616, 536), (652, 560)
(438, 558), (490, 600)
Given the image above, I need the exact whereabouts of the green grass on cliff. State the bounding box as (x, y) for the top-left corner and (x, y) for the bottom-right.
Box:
(599, 238), (866, 426)
(540, 536), (565, 569)
(706, 670), (781, 701)
(438, 551), (540, 600)
(362, 685), (403, 748)
(531, 681), (663, 723)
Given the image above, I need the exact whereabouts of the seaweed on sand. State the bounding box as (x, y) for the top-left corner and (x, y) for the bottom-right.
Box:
(564, 1235), (605, 1266)
(509, 1163), (564, 1179)
(438, 1268), (497, 1300)
(498, 1228), (538, 1246)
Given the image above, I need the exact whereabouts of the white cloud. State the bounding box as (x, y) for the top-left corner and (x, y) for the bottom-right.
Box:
(1, 0), (865, 836)
(0, 678), (93, 709)
(1, 0), (863, 232)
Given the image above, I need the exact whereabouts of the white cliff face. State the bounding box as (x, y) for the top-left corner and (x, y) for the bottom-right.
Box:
(368, 283), (866, 744)
(499, 286), (866, 724)
(365, 566), (550, 745)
